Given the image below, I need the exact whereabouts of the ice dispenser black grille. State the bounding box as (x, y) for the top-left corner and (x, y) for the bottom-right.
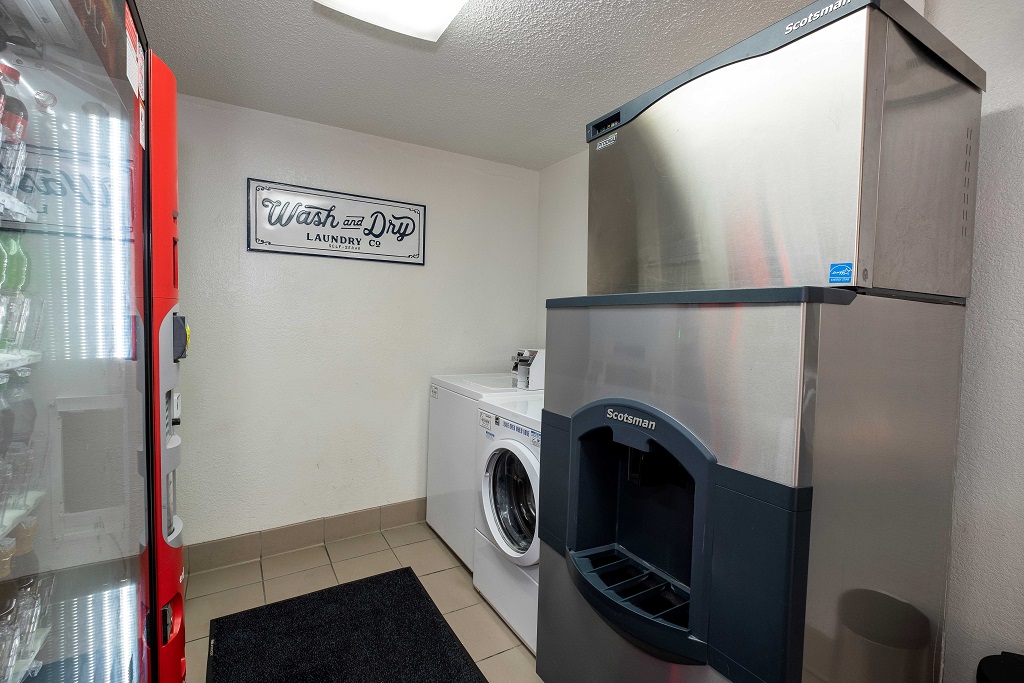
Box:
(565, 400), (716, 664)
(575, 546), (692, 628)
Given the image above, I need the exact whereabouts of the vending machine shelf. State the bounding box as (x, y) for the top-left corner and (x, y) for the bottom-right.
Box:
(11, 626), (50, 682)
(0, 191), (38, 223)
(0, 491), (45, 540)
(0, 351), (41, 372)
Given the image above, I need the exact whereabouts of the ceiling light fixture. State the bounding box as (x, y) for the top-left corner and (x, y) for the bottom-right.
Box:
(314, 0), (469, 42)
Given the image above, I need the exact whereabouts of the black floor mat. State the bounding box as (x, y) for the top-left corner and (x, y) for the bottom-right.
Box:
(207, 568), (487, 683)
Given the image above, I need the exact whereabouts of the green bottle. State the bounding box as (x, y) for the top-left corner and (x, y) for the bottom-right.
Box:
(2, 234), (25, 291)
(0, 236), (8, 290)
(12, 237), (28, 349)
(0, 237), (9, 350)
(0, 233), (26, 351)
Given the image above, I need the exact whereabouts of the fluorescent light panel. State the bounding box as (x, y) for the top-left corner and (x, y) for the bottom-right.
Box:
(315, 0), (469, 42)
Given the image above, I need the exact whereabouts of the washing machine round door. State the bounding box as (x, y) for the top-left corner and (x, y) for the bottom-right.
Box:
(482, 439), (540, 566)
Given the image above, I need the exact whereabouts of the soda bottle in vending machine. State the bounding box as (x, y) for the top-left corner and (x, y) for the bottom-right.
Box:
(8, 368), (34, 446)
(0, 65), (9, 127)
(0, 373), (13, 460)
(0, 232), (27, 351)
(0, 64), (27, 197)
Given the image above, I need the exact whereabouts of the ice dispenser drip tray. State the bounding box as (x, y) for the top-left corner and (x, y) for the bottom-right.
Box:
(571, 545), (691, 628)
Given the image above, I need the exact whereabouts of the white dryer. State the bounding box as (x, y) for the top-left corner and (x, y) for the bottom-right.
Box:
(475, 392), (545, 652)
(427, 373), (525, 570)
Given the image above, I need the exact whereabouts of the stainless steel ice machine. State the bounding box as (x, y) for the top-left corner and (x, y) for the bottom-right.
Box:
(537, 1), (985, 682)
(586, 0), (984, 299)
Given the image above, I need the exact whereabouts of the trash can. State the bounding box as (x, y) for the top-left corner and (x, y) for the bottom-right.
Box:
(833, 589), (932, 683)
(978, 652), (1024, 682)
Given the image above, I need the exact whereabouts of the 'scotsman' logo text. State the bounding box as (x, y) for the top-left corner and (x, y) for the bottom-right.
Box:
(785, 0), (852, 34)
(606, 408), (656, 431)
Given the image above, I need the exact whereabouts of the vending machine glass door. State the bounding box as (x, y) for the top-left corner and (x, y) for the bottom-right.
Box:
(0, 1), (151, 680)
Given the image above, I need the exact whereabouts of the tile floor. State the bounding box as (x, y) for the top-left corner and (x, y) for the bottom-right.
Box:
(183, 522), (541, 683)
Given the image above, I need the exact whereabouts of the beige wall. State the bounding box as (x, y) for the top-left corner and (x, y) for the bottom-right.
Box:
(535, 151), (588, 343)
(924, 1), (1024, 679)
(177, 96), (540, 543)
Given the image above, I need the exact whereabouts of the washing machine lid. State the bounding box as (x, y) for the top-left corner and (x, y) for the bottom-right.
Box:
(483, 438), (541, 566)
(432, 372), (520, 399)
(481, 393), (545, 431)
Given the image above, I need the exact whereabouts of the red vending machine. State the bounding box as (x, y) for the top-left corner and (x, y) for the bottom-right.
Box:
(0, 1), (187, 681)
(148, 51), (188, 683)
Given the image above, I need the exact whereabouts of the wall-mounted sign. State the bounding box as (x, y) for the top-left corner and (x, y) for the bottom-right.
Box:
(247, 178), (425, 265)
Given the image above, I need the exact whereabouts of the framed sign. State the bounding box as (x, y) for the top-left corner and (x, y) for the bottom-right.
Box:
(247, 178), (425, 265)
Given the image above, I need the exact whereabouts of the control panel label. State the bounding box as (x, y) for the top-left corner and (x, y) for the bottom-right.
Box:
(596, 133), (618, 151)
(497, 418), (533, 438)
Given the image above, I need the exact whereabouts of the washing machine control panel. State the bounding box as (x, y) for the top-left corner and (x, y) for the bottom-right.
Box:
(481, 409), (541, 452)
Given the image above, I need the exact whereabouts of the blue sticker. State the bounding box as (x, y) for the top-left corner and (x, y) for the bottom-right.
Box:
(829, 262), (854, 284)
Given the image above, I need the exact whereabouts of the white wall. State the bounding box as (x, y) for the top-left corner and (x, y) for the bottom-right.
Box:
(923, 1), (1024, 679)
(535, 151), (588, 343)
(177, 96), (539, 544)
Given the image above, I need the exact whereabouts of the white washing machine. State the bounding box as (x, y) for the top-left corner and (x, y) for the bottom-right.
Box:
(427, 373), (527, 570)
(475, 392), (545, 652)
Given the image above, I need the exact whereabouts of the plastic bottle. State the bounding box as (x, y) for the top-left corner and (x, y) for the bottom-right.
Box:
(0, 99), (26, 194)
(0, 77), (7, 135)
(0, 233), (26, 351)
(17, 90), (56, 214)
(0, 65), (14, 143)
(11, 236), (28, 350)
(0, 64), (16, 102)
(0, 238), (8, 345)
(0, 374), (13, 460)
(2, 234), (25, 289)
(8, 368), (34, 446)
(0, 623), (18, 683)
(0, 539), (13, 580)
(0, 65), (29, 196)
(14, 575), (40, 658)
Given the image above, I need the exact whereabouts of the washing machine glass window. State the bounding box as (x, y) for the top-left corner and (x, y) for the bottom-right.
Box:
(489, 448), (536, 554)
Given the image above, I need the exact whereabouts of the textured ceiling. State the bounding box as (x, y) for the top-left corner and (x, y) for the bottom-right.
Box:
(136, 0), (808, 170)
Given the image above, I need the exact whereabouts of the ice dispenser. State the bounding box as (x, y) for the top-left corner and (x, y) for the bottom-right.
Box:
(565, 401), (713, 663)
(560, 397), (812, 675)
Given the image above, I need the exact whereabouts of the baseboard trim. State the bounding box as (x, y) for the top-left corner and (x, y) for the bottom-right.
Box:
(185, 497), (427, 575)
